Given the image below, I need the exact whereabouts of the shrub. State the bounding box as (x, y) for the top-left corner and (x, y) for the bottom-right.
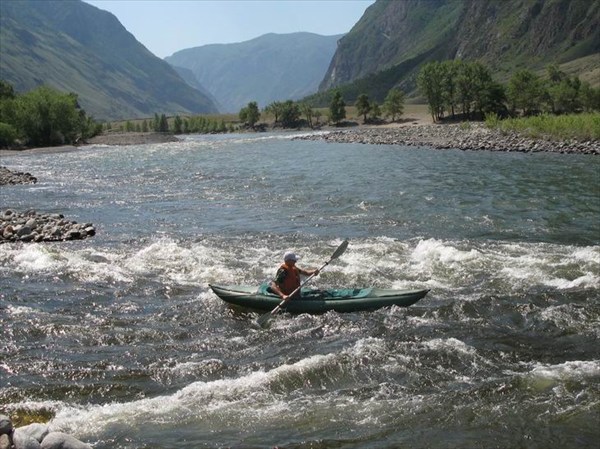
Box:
(0, 122), (18, 147)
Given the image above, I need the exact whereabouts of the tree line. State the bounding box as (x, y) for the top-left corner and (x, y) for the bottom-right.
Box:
(0, 81), (101, 148)
(417, 60), (600, 121)
(238, 87), (407, 129)
(112, 113), (235, 135)
(3, 59), (598, 147)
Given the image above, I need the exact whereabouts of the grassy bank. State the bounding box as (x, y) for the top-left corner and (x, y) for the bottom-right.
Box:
(485, 113), (600, 141)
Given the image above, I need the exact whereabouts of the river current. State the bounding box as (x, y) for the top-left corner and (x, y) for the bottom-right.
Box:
(1, 132), (599, 448)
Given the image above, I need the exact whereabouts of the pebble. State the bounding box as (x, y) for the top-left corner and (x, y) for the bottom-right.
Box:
(0, 166), (37, 184)
(295, 123), (599, 155)
(0, 209), (95, 244)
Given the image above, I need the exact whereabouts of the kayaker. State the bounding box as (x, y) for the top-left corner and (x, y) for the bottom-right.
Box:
(269, 251), (319, 300)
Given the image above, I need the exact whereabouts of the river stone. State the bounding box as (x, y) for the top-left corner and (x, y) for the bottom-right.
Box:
(12, 429), (41, 449)
(16, 423), (49, 443)
(40, 432), (92, 449)
(0, 415), (11, 435)
(0, 434), (10, 449)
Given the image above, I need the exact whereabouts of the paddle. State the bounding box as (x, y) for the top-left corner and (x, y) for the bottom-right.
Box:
(256, 239), (349, 328)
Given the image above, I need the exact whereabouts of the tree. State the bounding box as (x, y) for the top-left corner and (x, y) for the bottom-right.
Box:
(507, 70), (546, 116)
(280, 100), (301, 128)
(13, 86), (87, 146)
(239, 101), (260, 128)
(158, 114), (169, 132)
(329, 90), (346, 125)
(264, 101), (284, 123)
(313, 109), (323, 126)
(441, 60), (460, 117)
(173, 115), (183, 134)
(369, 102), (381, 122)
(469, 62), (503, 118)
(383, 88), (405, 122)
(417, 61), (446, 121)
(580, 82), (600, 112)
(355, 94), (371, 122)
(300, 103), (314, 128)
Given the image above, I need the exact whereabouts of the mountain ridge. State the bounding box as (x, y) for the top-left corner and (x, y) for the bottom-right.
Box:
(320, 0), (600, 98)
(0, 0), (218, 121)
(166, 32), (342, 112)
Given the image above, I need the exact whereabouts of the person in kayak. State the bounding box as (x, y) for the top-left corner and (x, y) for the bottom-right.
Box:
(269, 251), (319, 300)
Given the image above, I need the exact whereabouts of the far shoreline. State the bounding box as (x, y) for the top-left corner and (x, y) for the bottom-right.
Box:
(1, 115), (597, 157)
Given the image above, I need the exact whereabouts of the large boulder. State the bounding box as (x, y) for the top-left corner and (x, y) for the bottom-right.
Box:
(40, 432), (92, 449)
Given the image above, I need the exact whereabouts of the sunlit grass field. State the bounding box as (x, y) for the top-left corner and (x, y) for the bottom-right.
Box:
(107, 106), (598, 143)
(485, 112), (600, 141)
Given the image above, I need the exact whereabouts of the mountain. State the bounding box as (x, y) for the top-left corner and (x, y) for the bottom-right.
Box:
(319, 0), (600, 99)
(165, 32), (342, 113)
(0, 0), (218, 121)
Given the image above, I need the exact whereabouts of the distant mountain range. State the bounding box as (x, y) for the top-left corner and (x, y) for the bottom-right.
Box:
(166, 33), (342, 113)
(319, 0), (599, 101)
(0, 0), (218, 120)
(1, 0), (597, 121)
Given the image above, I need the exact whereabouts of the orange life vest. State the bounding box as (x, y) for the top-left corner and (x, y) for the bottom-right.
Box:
(278, 263), (301, 294)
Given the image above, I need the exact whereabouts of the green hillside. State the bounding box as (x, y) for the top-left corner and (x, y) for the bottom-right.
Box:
(0, 0), (218, 120)
(319, 0), (599, 102)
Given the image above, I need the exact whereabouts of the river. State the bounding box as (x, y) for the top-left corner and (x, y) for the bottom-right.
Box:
(1, 132), (599, 448)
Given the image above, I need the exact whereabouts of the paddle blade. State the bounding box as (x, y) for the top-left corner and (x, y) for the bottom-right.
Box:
(256, 310), (274, 328)
(331, 239), (349, 261)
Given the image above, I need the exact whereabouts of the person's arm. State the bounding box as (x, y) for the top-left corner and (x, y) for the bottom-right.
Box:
(270, 267), (289, 300)
(269, 280), (287, 300)
(299, 267), (319, 277)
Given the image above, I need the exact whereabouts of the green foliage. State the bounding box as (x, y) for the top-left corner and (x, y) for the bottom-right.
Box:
(418, 60), (506, 121)
(507, 70), (546, 115)
(173, 115), (183, 134)
(417, 61), (445, 121)
(300, 103), (315, 128)
(278, 100), (301, 128)
(580, 82), (600, 112)
(0, 122), (18, 147)
(329, 90), (346, 125)
(485, 112), (600, 141)
(355, 94), (371, 122)
(264, 101), (284, 123)
(369, 102), (381, 121)
(155, 114), (169, 132)
(239, 101), (260, 127)
(0, 82), (98, 147)
(383, 88), (405, 121)
(0, 80), (15, 100)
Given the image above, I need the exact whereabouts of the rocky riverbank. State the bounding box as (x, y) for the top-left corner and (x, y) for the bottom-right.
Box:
(0, 166), (37, 185)
(295, 123), (599, 155)
(0, 209), (95, 244)
(1, 415), (91, 449)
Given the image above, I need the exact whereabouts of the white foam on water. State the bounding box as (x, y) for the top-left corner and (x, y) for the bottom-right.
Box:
(421, 337), (477, 357)
(6, 304), (37, 316)
(530, 360), (600, 380)
(0, 243), (131, 283)
(43, 337), (394, 439)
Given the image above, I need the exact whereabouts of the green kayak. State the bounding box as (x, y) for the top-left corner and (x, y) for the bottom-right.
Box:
(209, 283), (430, 314)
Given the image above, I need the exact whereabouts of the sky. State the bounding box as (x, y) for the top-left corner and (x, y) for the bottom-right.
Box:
(83, 0), (376, 58)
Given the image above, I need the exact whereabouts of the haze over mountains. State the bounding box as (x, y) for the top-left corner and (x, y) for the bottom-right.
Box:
(1, 0), (598, 121)
(166, 33), (342, 113)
